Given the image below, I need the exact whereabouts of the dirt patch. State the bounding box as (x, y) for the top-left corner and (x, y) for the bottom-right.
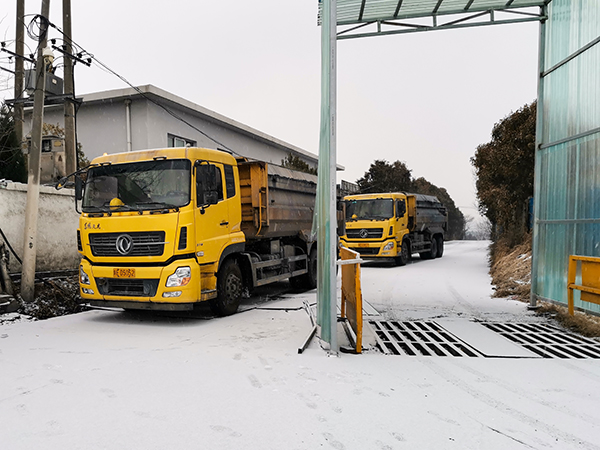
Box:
(11, 275), (84, 320)
(490, 237), (532, 302)
(489, 236), (600, 338)
(536, 302), (600, 338)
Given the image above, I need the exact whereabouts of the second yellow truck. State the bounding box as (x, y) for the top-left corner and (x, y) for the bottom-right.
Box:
(341, 192), (448, 266)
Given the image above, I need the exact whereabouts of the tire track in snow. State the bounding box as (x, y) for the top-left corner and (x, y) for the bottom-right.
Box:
(452, 360), (599, 428)
(447, 284), (482, 319)
(419, 358), (600, 450)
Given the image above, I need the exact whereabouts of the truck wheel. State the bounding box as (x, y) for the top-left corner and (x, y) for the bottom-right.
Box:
(210, 259), (243, 316)
(395, 240), (410, 266)
(436, 236), (444, 258)
(290, 247), (317, 290)
(421, 238), (437, 260)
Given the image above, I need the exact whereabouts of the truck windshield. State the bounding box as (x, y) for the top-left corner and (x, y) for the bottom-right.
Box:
(82, 159), (191, 212)
(346, 199), (394, 221)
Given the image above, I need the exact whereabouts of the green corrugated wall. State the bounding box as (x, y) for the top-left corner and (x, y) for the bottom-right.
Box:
(532, 0), (600, 313)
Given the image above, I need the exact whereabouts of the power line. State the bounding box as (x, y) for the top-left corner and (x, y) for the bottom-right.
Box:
(46, 20), (240, 157)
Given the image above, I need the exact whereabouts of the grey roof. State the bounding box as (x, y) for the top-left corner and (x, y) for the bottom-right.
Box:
(330, 0), (549, 24)
(79, 85), (339, 168)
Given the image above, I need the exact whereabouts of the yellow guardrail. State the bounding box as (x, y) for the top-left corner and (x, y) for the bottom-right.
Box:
(567, 255), (600, 316)
(339, 246), (363, 353)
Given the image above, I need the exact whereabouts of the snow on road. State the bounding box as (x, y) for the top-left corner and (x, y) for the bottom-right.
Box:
(1, 241), (600, 450)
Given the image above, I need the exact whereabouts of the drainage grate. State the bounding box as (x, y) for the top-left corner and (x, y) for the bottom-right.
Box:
(369, 320), (480, 357)
(482, 322), (600, 359)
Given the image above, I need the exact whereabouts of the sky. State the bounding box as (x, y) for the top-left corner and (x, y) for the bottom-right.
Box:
(0, 1), (540, 221)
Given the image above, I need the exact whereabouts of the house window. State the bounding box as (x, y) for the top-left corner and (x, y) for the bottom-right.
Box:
(168, 134), (196, 148)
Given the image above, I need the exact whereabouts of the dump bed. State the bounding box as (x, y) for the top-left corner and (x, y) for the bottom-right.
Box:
(237, 159), (317, 240)
(411, 193), (447, 234)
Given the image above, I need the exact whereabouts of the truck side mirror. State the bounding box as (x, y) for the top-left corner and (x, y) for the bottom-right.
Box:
(75, 175), (83, 201)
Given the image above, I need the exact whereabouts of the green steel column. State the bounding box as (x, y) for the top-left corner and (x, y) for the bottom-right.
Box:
(531, 4), (547, 308)
(316, 0), (338, 354)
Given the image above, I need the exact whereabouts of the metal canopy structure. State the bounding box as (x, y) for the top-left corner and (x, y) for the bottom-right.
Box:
(315, 0), (551, 354)
(323, 0), (548, 39)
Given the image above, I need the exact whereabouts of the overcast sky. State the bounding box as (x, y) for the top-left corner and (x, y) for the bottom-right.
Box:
(0, 1), (540, 221)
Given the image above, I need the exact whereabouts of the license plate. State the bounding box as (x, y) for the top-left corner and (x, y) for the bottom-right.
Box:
(358, 243), (370, 248)
(114, 268), (135, 278)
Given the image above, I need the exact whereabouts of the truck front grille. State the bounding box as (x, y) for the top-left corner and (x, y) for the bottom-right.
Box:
(89, 232), (166, 257)
(96, 278), (159, 297)
(354, 248), (380, 256)
(346, 228), (384, 239)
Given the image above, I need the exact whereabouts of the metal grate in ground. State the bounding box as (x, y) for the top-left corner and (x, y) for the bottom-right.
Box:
(481, 322), (600, 359)
(369, 320), (481, 357)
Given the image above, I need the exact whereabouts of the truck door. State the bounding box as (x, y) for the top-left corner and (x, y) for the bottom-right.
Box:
(194, 162), (230, 264)
(396, 198), (408, 239)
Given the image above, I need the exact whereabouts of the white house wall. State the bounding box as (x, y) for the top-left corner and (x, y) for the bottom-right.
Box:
(24, 89), (318, 171)
(0, 182), (79, 273)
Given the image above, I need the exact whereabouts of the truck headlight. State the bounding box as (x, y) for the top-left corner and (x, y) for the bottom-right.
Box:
(383, 241), (395, 251)
(166, 266), (191, 287)
(80, 265), (91, 285)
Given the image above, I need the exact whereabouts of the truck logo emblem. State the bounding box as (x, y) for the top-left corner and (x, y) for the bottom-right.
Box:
(115, 234), (133, 255)
(359, 229), (369, 238)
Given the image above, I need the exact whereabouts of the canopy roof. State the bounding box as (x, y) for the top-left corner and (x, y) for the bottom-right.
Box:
(319, 0), (549, 39)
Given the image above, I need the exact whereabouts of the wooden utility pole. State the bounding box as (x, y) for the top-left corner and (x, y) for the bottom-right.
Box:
(13, 0), (25, 144)
(63, 0), (77, 175)
(21, 0), (51, 303)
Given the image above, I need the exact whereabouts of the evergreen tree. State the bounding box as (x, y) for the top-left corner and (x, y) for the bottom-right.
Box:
(281, 153), (317, 175)
(412, 177), (466, 240)
(471, 102), (536, 245)
(0, 104), (27, 183)
(356, 159), (412, 193)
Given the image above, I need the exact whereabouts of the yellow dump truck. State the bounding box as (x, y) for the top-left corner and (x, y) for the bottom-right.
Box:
(75, 147), (317, 315)
(340, 192), (447, 266)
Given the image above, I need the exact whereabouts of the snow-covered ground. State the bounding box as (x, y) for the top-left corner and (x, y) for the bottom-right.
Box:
(1, 241), (600, 449)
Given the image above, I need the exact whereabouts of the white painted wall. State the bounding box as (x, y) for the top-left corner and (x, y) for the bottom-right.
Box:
(23, 86), (321, 172)
(0, 182), (80, 273)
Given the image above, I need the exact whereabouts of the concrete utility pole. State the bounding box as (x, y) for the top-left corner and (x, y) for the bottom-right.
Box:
(63, 0), (77, 175)
(13, 0), (25, 144)
(21, 0), (51, 303)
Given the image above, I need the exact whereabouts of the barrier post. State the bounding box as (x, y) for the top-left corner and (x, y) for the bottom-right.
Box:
(339, 246), (363, 353)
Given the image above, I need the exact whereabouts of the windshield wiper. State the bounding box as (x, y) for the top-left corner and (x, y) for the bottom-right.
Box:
(135, 201), (180, 211)
(82, 205), (110, 213)
(108, 204), (141, 212)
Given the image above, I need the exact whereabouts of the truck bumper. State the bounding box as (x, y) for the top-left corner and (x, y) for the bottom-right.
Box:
(79, 258), (206, 309)
(340, 238), (399, 258)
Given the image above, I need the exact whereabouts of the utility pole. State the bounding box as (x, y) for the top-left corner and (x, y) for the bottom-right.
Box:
(21, 0), (51, 303)
(63, 0), (77, 175)
(13, 0), (25, 144)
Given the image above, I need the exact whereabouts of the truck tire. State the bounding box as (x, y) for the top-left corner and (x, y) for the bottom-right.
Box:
(421, 238), (437, 260)
(436, 236), (444, 258)
(210, 259), (243, 316)
(395, 240), (410, 266)
(290, 247), (317, 290)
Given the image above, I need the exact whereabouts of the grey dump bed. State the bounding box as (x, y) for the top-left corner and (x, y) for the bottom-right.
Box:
(411, 193), (447, 233)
